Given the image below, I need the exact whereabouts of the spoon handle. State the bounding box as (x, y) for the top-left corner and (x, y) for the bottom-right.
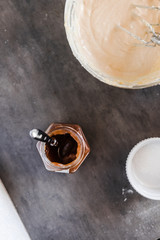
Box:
(29, 129), (58, 146)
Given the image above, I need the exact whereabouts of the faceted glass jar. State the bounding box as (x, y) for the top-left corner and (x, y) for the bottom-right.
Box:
(37, 123), (90, 173)
(64, 0), (160, 89)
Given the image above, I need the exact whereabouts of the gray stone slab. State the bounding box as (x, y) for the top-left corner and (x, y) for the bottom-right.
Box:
(0, 0), (160, 240)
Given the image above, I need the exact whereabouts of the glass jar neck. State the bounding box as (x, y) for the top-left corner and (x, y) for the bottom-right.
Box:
(41, 126), (85, 171)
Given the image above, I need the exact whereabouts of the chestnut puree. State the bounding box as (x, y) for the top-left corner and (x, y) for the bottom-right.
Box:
(45, 133), (78, 164)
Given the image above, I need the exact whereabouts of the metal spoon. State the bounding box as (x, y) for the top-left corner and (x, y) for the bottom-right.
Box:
(29, 129), (74, 161)
(29, 129), (58, 147)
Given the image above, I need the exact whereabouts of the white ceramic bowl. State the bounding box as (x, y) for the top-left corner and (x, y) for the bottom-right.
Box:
(126, 138), (160, 200)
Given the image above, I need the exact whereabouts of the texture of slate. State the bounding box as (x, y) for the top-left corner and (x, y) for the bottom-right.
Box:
(0, 1), (160, 240)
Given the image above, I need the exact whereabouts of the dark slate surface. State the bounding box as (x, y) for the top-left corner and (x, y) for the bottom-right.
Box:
(0, 1), (160, 240)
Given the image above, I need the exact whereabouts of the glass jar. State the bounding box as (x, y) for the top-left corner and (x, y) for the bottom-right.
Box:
(64, 0), (160, 89)
(36, 123), (90, 173)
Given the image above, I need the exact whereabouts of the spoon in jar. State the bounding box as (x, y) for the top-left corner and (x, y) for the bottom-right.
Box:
(29, 129), (73, 160)
(29, 129), (58, 147)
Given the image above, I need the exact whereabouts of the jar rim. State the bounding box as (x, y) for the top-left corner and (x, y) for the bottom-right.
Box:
(39, 126), (85, 170)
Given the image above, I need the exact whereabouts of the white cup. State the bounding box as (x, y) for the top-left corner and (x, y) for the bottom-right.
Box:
(126, 138), (160, 200)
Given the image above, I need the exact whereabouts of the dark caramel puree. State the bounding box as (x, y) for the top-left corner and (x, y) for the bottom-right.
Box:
(45, 133), (78, 164)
